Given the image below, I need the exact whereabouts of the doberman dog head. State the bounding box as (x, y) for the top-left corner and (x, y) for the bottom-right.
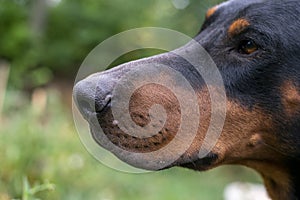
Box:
(73, 0), (300, 199)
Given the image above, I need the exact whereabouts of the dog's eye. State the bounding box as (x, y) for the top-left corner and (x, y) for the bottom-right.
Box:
(238, 39), (258, 54)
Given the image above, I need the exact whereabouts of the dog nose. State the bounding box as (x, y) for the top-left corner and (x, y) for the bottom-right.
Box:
(73, 73), (114, 119)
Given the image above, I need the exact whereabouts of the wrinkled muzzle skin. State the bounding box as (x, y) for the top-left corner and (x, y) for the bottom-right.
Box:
(73, 0), (300, 199)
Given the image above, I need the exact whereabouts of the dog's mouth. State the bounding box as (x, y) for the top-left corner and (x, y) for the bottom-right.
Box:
(178, 153), (219, 171)
(84, 101), (220, 171)
(161, 152), (219, 171)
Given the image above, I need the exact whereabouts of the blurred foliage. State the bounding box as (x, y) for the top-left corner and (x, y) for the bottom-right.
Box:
(0, 1), (265, 199)
(20, 177), (55, 200)
(0, 90), (262, 200)
(0, 0), (223, 89)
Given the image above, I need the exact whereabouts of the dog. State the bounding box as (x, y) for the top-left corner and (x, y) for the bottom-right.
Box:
(73, 0), (300, 199)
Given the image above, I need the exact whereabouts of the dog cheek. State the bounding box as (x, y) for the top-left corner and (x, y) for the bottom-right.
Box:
(212, 101), (275, 163)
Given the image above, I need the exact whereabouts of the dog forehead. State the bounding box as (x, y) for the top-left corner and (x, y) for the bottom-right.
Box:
(219, 0), (266, 9)
(219, 0), (300, 17)
(208, 0), (300, 39)
(215, 0), (268, 18)
(204, 0), (267, 25)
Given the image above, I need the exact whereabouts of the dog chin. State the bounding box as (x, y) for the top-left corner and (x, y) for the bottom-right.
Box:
(166, 152), (220, 171)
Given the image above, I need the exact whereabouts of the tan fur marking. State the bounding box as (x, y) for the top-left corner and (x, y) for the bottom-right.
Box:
(248, 133), (263, 147)
(215, 102), (293, 200)
(99, 83), (181, 153)
(281, 81), (300, 116)
(228, 18), (250, 37)
(206, 6), (218, 18)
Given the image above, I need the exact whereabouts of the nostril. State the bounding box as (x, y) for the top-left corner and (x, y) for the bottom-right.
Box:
(73, 75), (115, 118)
(73, 86), (112, 118)
(95, 94), (112, 113)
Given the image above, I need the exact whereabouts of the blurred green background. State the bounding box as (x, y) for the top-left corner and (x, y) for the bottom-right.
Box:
(0, 0), (263, 199)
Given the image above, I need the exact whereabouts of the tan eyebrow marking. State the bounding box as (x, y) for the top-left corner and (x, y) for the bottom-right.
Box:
(206, 6), (218, 18)
(228, 18), (250, 37)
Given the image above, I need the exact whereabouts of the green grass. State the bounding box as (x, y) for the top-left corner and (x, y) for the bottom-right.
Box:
(0, 89), (262, 200)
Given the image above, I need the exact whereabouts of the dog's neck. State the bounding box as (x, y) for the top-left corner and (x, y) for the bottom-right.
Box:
(250, 160), (300, 200)
(286, 160), (300, 200)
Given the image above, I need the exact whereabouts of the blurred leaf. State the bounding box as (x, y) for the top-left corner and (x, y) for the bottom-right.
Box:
(0, 0), (224, 89)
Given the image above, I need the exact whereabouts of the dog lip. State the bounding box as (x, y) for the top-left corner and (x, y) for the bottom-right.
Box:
(166, 153), (219, 171)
